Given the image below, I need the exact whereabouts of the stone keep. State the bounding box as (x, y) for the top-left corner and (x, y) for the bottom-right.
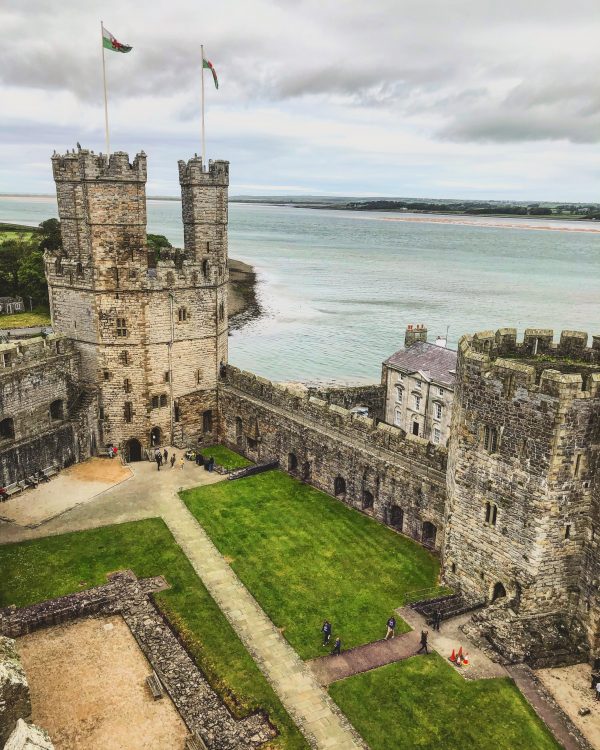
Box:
(443, 328), (600, 663)
(47, 149), (229, 455)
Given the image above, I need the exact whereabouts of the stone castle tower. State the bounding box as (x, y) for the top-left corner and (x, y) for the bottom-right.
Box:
(46, 148), (229, 459)
(443, 328), (600, 664)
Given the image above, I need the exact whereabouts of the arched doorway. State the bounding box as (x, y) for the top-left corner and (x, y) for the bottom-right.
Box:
(288, 453), (298, 472)
(150, 427), (161, 447)
(362, 490), (374, 510)
(492, 582), (507, 602)
(126, 439), (142, 462)
(334, 476), (346, 496)
(302, 461), (312, 481)
(422, 521), (437, 547)
(390, 505), (404, 531)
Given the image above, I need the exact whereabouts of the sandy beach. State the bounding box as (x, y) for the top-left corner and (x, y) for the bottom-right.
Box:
(376, 214), (600, 233)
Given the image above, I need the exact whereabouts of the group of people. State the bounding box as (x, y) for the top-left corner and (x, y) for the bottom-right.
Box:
(320, 616), (430, 657)
(106, 445), (118, 459)
(154, 448), (183, 470)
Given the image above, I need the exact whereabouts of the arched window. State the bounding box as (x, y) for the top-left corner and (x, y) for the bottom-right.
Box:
(178, 307), (188, 322)
(334, 476), (346, 496)
(492, 582), (506, 602)
(483, 425), (498, 453)
(49, 399), (64, 420)
(362, 490), (374, 509)
(202, 259), (209, 277)
(0, 417), (15, 439)
(394, 408), (402, 426)
(288, 453), (298, 472)
(76, 262), (83, 277)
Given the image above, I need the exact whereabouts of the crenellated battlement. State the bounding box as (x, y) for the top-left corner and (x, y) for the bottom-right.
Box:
(460, 328), (600, 398)
(51, 147), (147, 182)
(178, 157), (229, 186)
(225, 365), (447, 473)
(0, 335), (76, 374)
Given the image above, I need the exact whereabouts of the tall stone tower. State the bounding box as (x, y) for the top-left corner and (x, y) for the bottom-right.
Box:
(444, 328), (600, 665)
(47, 148), (229, 458)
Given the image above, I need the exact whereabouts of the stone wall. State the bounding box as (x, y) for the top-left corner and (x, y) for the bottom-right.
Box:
(0, 636), (31, 746)
(444, 328), (600, 664)
(306, 384), (385, 420)
(219, 366), (447, 550)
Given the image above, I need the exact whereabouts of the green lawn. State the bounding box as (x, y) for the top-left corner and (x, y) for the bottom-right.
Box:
(329, 654), (561, 750)
(0, 308), (50, 329)
(182, 471), (442, 659)
(0, 519), (308, 750)
(202, 444), (253, 470)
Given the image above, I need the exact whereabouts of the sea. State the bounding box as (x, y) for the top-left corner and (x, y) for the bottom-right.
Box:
(2, 194), (600, 383)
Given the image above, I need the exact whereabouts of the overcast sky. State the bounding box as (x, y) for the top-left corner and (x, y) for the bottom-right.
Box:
(3, 0), (600, 199)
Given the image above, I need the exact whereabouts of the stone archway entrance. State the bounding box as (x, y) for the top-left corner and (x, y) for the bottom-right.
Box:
(492, 581), (507, 602)
(150, 427), (161, 447)
(126, 439), (142, 462)
(422, 521), (437, 547)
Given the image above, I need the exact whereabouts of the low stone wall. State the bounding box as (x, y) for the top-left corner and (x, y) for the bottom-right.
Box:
(0, 637), (31, 746)
(219, 367), (447, 551)
(0, 572), (273, 750)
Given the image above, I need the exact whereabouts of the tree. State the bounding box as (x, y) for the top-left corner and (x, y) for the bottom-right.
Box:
(39, 218), (62, 252)
(0, 239), (26, 297)
(18, 248), (48, 307)
(147, 233), (172, 250)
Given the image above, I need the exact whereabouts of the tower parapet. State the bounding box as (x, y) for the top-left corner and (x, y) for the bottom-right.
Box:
(445, 326), (600, 665)
(51, 149), (147, 182)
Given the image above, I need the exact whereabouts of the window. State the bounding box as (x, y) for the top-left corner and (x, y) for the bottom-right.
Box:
(2, 352), (11, 367)
(565, 524), (571, 540)
(206, 241), (210, 251)
(151, 396), (159, 409)
(124, 378), (131, 393)
(178, 307), (188, 322)
(121, 350), (130, 365)
(202, 259), (209, 277)
(76, 262), (83, 277)
(485, 502), (498, 526)
(218, 302), (225, 321)
(103, 370), (110, 381)
(394, 408), (402, 426)
(164, 371), (170, 383)
(395, 387), (403, 403)
(415, 379), (422, 389)
(0, 417), (15, 439)
(397, 372), (404, 381)
(433, 427), (441, 444)
(414, 395), (421, 411)
(174, 404), (180, 422)
(203, 410), (213, 433)
(116, 318), (128, 337)
(438, 387), (444, 396)
(483, 425), (498, 453)
(159, 394), (168, 407)
(124, 402), (133, 423)
(574, 454), (582, 477)
(334, 476), (347, 496)
(55, 258), (63, 275)
(196, 369), (202, 385)
(434, 403), (443, 420)
(50, 399), (64, 420)
(288, 453), (298, 472)
(412, 421), (419, 436)
(99, 406), (105, 420)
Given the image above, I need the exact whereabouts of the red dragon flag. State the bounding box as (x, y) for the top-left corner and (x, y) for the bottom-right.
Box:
(203, 57), (219, 89)
(102, 26), (132, 53)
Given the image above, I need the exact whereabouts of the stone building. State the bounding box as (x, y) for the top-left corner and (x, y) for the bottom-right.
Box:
(444, 328), (600, 665)
(45, 148), (229, 460)
(382, 325), (456, 445)
(0, 297), (24, 315)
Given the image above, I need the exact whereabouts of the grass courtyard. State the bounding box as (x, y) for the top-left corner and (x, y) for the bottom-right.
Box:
(182, 470), (442, 659)
(0, 519), (308, 750)
(202, 444), (253, 470)
(329, 654), (561, 750)
(0, 308), (51, 329)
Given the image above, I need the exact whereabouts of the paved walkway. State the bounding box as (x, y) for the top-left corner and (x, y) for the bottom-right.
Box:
(308, 633), (420, 686)
(0, 458), (367, 750)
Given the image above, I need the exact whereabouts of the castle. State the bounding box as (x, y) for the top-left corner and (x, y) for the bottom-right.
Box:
(0, 146), (598, 670)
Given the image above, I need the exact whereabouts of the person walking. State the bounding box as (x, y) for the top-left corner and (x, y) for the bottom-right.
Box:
(331, 636), (342, 656)
(433, 609), (442, 632)
(385, 615), (396, 640)
(416, 630), (429, 654)
(170, 454), (176, 468)
(155, 452), (162, 471)
(322, 620), (332, 646)
(163, 448), (168, 464)
(179, 456), (185, 470)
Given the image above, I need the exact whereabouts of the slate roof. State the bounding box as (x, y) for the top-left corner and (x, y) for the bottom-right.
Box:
(384, 341), (457, 388)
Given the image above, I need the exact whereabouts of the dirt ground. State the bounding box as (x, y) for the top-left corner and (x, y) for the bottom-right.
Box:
(18, 615), (188, 750)
(65, 458), (131, 484)
(536, 662), (600, 749)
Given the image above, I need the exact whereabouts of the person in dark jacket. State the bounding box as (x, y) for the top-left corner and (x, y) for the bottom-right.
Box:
(322, 620), (332, 646)
(385, 616), (396, 640)
(331, 636), (342, 656)
(416, 630), (429, 654)
(163, 448), (168, 464)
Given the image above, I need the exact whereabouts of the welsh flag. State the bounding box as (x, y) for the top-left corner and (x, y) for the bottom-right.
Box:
(102, 26), (132, 53)
(203, 58), (219, 89)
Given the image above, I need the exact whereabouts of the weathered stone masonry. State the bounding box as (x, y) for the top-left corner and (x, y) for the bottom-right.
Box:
(219, 366), (448, 551)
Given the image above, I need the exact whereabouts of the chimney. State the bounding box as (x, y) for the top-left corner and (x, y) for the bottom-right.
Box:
(405, 323), (428, 348)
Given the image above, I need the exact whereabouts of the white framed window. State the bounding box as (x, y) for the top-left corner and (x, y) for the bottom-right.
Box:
(414, 395), (421, 411)
(394, 408), (402, 426)
(434, 403), (442, 420)
(438, 387), (444, 396)
(433, 427), (441, 444)
(396, 387), (403, 403)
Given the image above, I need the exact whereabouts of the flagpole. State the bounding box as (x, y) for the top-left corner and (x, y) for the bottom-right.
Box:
(101, 20), (110, 156)
(201, 44), (206, 169)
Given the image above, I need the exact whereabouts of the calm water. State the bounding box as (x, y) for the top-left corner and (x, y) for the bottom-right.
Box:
(2, 195), (600, 382)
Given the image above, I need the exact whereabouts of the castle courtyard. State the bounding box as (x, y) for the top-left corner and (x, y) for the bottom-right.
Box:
(0, 454), (580, 750)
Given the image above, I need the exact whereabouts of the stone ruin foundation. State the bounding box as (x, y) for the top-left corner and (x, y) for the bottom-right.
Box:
(0, 571), (274, 750)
